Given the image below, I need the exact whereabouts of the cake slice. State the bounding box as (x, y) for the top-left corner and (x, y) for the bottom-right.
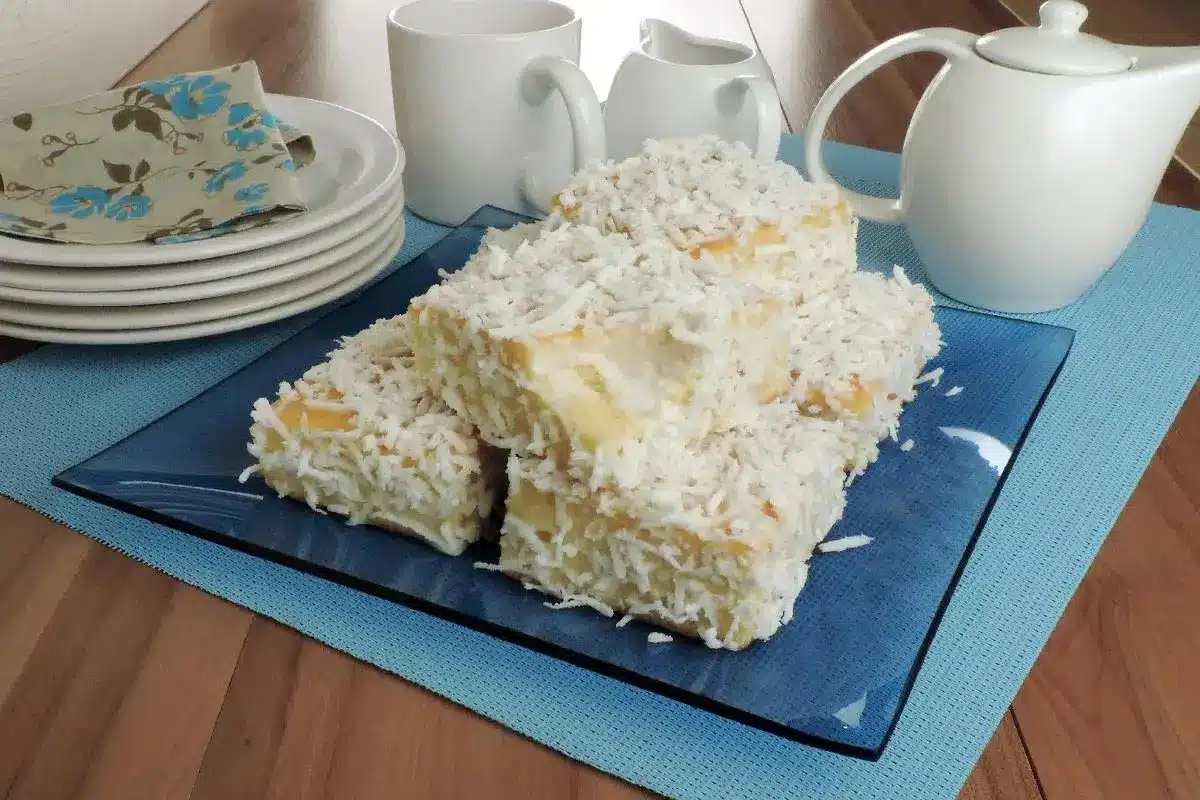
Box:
(242, 315), (502, 556)
(785, 266), (943, 475)
(496, 402), (852, 650)
(407, 223), (794, 474)
(547, 135), (858, 292)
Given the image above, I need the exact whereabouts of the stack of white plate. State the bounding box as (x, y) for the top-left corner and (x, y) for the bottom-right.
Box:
(0, 95), (405, 345)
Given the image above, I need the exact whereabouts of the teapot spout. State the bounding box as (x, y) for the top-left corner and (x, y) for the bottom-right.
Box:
(1122, 44), (1200, 105)
(638, 18), (753, 66)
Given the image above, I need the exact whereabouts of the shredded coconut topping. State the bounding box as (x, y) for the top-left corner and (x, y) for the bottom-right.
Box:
(784, 265), (942, 476)
(419, 222), (794, 336)
(549, 135), (847, 250)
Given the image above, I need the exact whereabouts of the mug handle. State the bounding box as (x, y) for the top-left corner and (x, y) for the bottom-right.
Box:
(734, 75), (783, 160)
(519, 55), (606, 215)
(803, 28), (974, 223)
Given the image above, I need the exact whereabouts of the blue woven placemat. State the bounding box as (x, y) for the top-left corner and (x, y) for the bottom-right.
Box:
(3, 136), (1198, 799)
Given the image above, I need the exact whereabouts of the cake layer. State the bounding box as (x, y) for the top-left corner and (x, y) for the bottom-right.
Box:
(786, 266), (943, 475)
(243, 315), (501, 556)
(496, 403), (852, 650)
(547, 135), (858, 292)
(407, 224), (794, 473)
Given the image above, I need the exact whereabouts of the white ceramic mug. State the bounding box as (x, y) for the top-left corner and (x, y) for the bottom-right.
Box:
(387, 0), (605, 226)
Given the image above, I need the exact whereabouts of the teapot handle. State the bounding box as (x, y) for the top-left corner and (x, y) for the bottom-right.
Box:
(518, 55), (606, 215)
(803, 28), (974, 224)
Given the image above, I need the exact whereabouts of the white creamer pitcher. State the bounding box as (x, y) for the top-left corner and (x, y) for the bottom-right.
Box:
(804, 0), (1200, 313)
(603, 19), (783, 162)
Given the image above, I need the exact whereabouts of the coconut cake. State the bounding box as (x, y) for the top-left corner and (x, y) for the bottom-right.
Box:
(407, 223), (795, 480)
(496, 401), (852, 650)
(242, 315), (502, 556)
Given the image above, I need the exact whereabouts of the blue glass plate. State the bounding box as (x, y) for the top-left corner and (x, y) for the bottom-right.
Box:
(55, 206), (1073, 759)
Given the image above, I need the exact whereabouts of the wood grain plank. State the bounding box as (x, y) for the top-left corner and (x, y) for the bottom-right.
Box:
(73, 587), (254, 800)
(190, 617), (308, 800)
(261, 636), (358, 800)
(324, 661), (652, 799)
(0, 0), (209, 115)
(195, 613), (653, 800)
(1, 545), (175, 800)
(322, 666), (573, 799)
(957, 712), (1044, 800)
(0, 520), (91, 709)
(1013, 386), (1200, 800)
(0, 542), (152, 796)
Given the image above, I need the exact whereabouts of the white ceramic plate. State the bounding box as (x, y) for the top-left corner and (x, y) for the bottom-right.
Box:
(0, 184), (404, 293)
(0, 94), (403, 268)
(0, 217), (404, 330)
(0, 227), (404, 345)
(0, 199), (404, 307)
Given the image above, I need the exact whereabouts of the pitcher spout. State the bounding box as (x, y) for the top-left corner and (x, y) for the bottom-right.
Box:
(639, 19), (690, 59)
(638, 18), (753, 66)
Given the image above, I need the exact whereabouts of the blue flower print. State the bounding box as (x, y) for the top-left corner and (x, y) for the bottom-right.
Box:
(226, 102), (281, 130)
(279, 158), (297, 172)
(223, 126), (267, 151)
(0, 212), (22, 226)
(169, 74), (231, 120)
(203, 160), (247, 195)
(105, 194), (153, 222)
(234, 183), (269, 204)
(138, 74), (190, 96)
(227, 102), (257, 126)
(49, 186), (109, 219)
(240, 206), (266, 216)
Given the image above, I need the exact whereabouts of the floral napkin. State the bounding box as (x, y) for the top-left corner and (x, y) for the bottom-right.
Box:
(0, 62), (315, 245)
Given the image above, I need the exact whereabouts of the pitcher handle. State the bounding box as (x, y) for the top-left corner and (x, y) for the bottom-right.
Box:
(518, 55), (606, 215)
(735, 75), (784, 160)
(803, 28), (974, 223)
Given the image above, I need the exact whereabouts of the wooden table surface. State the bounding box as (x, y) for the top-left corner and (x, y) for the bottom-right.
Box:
(1, 1), (1197, 798)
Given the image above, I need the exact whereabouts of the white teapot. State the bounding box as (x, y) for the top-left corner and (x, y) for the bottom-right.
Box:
(803, 0), (1200, 313)
(603, 19), (783, 162)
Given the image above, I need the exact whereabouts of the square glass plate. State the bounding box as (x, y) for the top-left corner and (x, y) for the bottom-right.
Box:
(55, 206), (1074, 759)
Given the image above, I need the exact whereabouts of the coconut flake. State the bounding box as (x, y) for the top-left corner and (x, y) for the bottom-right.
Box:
(818, 534), (873, 553)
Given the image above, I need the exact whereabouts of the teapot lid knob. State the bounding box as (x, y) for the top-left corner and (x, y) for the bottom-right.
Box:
(1039, 0), (1088, 34)
(975, 0), (1133, 76)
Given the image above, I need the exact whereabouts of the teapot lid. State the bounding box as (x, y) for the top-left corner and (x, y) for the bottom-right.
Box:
(975, 0), (1133, 76)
